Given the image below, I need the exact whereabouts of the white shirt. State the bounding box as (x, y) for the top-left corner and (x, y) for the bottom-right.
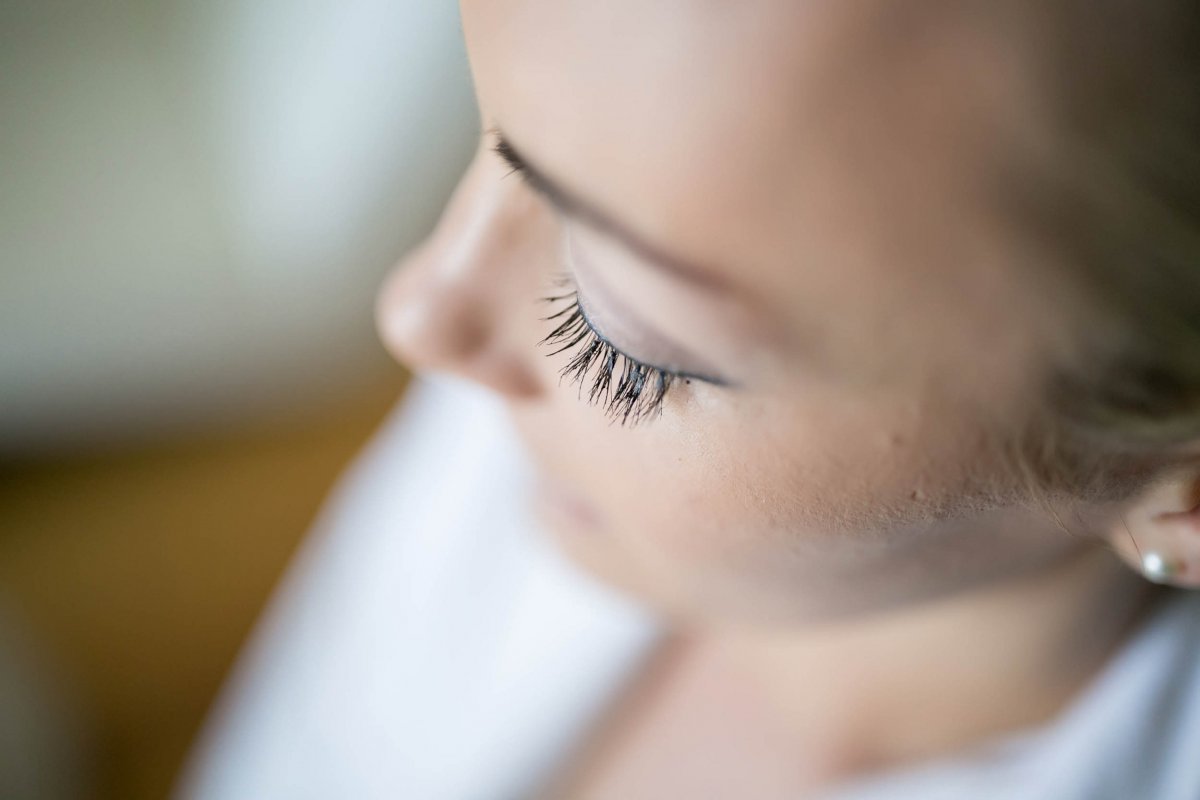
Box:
(178, 377), (1200, 800)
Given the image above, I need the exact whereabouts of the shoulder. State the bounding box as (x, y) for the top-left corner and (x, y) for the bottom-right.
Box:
(1012, 589), (1200, 800)
(824, 591), (1200, 800)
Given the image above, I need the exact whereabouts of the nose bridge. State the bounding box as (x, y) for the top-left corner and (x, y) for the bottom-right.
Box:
(378, 144), (554, 398)
(419, 139), (553, 301)
(440, 158), (529, 284)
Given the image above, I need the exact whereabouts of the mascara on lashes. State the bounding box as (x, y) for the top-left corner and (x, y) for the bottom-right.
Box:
(539, 286), (677, 425)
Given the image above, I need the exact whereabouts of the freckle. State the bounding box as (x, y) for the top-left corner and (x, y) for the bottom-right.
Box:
(910, 488), (926, 501)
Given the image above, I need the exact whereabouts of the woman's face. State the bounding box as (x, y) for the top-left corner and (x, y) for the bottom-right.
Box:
(379, 1), (1096, 626)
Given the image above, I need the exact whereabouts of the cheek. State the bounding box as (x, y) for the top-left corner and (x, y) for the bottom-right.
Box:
(597, 389), (930, 540)
(511, 366), (1060, 625)
(515, 377), (945, 581)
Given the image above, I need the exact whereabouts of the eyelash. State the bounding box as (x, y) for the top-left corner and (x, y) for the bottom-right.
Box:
(539, 281), (680, 426)
(494, 136), (701, 424)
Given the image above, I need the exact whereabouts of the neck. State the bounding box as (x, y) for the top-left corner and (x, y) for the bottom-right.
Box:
(693, 545), (1157, 784)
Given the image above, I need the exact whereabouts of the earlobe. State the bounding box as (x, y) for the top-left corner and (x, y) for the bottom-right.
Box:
(1105, 469), (1200, 589)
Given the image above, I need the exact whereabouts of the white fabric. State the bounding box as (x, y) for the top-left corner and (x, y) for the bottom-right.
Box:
(827, 590), (1200, 800)
(179, 377), (1200, 799)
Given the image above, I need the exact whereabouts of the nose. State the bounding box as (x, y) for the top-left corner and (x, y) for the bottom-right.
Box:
(376, 142), (555, 399)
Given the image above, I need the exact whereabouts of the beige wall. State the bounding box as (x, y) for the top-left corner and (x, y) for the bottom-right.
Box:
(0, 0), (472, 796)
(0, 373), (407, 799)
(0, 0), (475, 452)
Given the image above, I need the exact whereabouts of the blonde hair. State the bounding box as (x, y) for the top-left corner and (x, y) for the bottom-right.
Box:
(1014, 0), (1200, 501)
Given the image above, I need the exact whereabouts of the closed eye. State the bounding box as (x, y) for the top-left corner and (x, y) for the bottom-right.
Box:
(539, 282), (679, 425)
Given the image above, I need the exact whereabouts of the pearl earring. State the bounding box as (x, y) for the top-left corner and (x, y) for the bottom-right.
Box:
(1141, 551), (1184, 584)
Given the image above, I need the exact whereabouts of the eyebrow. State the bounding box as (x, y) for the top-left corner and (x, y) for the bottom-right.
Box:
(490, 128), (733, 293)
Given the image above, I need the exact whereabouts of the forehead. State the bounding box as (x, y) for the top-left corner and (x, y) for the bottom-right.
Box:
(466, 3), (870, 241)
(466, 2), (1038, 258)
(463, 0), (1056, 374)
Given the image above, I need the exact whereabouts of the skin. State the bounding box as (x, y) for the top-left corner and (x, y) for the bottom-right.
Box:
(377, 0), (1200, 790)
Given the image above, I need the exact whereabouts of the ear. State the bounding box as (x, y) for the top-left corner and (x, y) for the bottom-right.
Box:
(1105, 468), (1200, 589)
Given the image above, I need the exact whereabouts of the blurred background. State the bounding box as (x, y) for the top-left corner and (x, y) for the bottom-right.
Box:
(0, 1), (477, 796)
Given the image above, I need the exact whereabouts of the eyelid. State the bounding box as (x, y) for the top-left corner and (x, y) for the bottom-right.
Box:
(540, 281), (733, 426)
(539, 285), (674, 425)
(564, 227), (735, 387)
(572, 287), (730, 387)
(492, 128), (736, 388)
